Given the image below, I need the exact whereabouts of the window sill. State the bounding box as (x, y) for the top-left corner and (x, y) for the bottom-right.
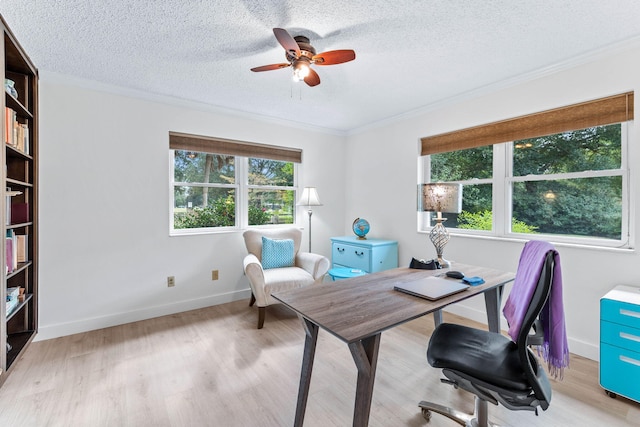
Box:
(418, 229), (635, 254)
(170, 224), (304, 237)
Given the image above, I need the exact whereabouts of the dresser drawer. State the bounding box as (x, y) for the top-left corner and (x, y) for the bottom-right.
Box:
(332, 243), (371, 272)
(600, 342), (640, 402)
(601, 298), (640, 329)
(601, 320), (640, 354)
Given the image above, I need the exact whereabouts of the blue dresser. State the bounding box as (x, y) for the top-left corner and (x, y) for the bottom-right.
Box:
(600, 285), (640, 403)
(330, 236), (398, 273)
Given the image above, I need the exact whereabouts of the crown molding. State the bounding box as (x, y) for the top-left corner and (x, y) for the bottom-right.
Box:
(39, 70), (347, 137)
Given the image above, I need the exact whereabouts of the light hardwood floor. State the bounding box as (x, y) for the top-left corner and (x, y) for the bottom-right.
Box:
(0, 300), (638, 426)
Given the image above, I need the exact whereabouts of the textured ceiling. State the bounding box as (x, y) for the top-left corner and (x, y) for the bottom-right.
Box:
(2, 1), (640, 132)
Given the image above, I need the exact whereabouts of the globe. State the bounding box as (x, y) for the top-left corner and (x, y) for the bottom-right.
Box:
(352, 218), (370, 239)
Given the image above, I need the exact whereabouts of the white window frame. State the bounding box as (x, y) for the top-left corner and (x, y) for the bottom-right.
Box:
(418, 123), (632, 249)
(170, 150), (299, 236)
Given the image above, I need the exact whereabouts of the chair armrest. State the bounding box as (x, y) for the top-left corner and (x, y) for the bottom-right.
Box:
(296, 252), (330, 280)
(243, 254), (267, 306)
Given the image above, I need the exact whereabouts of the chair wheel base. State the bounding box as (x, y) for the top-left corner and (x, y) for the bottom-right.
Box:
(418, 400), (470, 426)
(419, 397), (501, 427)
(421, 408), (431, 421)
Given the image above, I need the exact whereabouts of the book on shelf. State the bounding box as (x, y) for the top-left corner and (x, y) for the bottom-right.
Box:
(10, 202), (29, 224)
(3, 107), (11, 145)
(5, 286), (21, 318)
(5, 229), (20, 273)
(5, 188), (23, 225)
(5, 234), (13, 274)
(3, 107), (29, 154)
(4, 230), (27, 271)
(16, 234), (27, 263)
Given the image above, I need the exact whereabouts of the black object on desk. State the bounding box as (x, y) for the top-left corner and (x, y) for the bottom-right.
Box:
(410, 257), (441, 270)
(446, 270), (464, 279)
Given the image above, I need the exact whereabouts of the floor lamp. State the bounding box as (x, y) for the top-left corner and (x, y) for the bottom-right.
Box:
(298, 187), (322, 252)
(418, 183), (462, 268)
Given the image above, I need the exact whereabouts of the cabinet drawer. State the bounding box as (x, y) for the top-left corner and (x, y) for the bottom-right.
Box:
(601, 299), (640, 329)
(601, 320), (640, 354)
(332, 243), (370, 272)
(600, 342), (640, 402)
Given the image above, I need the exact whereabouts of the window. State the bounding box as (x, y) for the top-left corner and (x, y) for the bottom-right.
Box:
(427, 145), (493, 230)
(247, 158), (296, 226)
(419, 92), (633, 247)
(169, 132), (301, 234)
(173, 152), (237, 229)
(510, 125), (624, 240)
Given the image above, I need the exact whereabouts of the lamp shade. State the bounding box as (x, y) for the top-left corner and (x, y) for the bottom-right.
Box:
(418, 183), (462, 213)
(298, 187), (322, 207)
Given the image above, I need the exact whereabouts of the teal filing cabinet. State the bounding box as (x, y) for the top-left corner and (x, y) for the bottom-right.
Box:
(600, 285), (640, 403)
(330, 236), (398, 273)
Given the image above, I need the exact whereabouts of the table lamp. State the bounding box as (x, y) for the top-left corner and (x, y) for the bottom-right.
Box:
(297, 187), (322, 252)
(417, 183), (462, 268)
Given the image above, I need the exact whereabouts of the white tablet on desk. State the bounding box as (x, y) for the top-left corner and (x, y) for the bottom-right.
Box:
(394, 276), (470, 301)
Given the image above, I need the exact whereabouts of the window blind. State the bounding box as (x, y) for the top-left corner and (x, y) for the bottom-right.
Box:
(420, 92), (634, 156)
(169, 132), (302, 163)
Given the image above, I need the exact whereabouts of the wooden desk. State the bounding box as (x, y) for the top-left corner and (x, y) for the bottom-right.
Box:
(273, 264), (515, 427)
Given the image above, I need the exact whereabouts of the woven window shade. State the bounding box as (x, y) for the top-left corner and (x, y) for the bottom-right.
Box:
(169, 132), (302, 163)
(420, 92), (634, 156)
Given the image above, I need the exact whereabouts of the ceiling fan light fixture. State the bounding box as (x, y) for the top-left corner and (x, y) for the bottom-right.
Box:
(251, 28), (355, 87)
(292, 60), (310, 82)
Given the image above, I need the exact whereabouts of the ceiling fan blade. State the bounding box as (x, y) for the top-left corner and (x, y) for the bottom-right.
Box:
(250, 63), (291, 72)
(312, 49), (356, 65)
(273, 28), (300, 58)
(304, 68), (321, 87)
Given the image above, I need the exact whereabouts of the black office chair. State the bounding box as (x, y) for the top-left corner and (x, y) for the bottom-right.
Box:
(419, 250), (555, 427)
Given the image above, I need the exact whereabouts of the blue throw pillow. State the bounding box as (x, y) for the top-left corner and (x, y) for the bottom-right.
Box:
(261, 237), (295, 269)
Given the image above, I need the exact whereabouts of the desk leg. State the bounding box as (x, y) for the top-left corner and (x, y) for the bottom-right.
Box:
(348, 333), (382, 427)
(433, 309), (443, 328)
(484, 285), (504, 333)
(294, 317), (319, 427)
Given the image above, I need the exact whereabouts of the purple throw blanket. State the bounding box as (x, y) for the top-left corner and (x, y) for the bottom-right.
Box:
(503, 240), (569, 379)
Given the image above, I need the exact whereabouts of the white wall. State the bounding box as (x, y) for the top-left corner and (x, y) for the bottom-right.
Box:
(345, 44), (640, 361)
(37, 75), (346, 339)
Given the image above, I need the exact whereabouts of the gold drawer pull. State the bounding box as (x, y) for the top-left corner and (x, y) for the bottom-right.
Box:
(620, 332), (640, 343)
(620, 355), (640, 367)
(620, 309), (640, 319)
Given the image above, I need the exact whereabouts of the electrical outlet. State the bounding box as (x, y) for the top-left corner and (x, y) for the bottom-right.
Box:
(211, 270), (219, 281)
(167, 276), (175, 287)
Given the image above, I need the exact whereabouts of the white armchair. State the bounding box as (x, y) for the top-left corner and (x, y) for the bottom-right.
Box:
(243, 228), (330, 329)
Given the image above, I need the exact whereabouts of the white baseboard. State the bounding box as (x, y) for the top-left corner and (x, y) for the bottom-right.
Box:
(444, 304), (599, 362)
(35, 289), (252, 341)
(36, 291), (602, 362)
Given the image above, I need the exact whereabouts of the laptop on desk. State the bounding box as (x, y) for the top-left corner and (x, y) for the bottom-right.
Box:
(394, 276), (470, 301)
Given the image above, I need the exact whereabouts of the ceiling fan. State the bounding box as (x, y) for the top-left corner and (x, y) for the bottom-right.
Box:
(250, 28), (356, 87)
